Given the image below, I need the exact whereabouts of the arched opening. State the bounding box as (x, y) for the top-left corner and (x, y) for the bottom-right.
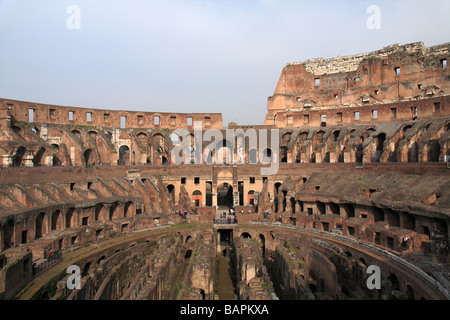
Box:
(161, 156), (168, 165)
(66, 208), (75, 228)
(83, 149), (95, 167)
(371, 133), (386, 162)
(274, 182), (282, 212)
(343, 204), (355, 218)
(373, 207), (384, 222)
(167, 184), (175, 204)
(217, 183), (233, 207)
(104, 131), (112, 140)
(109, 202), (119, 220)
(94, 204), (104, 221)
(124, 201), (133, 218)
(185, 250), (193, 260)
(281, 146), (288, 163)
(118, 145), (130, 165)
(241, 232), (252, 239)
(51, 144), (63, 166)
(192, 190), (202, 207)
(428, 140), (440, 162)
(402, 212), (415, 230)
(333, 130), (340, 141)
(32, 147), (46, 166)
(82, 262), (91, 277)
(12, 146), (26, 167)
(405, 285), (415, 300)
(200, 289), (206, 300)
(259, 234), (266, 258)
(356, 144), (364, 166)
(385, 209), (400, 227)
(248, 190), (255, 206)
(408, 141), (419, 162)
(290, 197), (296, 213)
(153, 133), (165, 151)
(330, 202), (340, 215)
(2, 220), (14, 249)
(388, 273), (400, 291)
(51, 210), (61, 231)
(316, 201), (326, 215)
(35, 212), (46, 239)
(281, 190), (287, 212)
(206, 182), (212, 206)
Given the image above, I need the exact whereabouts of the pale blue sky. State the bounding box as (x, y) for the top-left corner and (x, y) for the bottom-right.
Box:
(1, 0), (449, 125)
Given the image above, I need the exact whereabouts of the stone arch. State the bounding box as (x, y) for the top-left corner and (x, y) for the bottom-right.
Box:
(405, 285), (415, 300)
(153, 133), (165, 151)
(167, 184), (175, 204)
(66, 208), (76, 228)
(408, 141), (419, 162)
(104, 131), (112, 140)
(332, 129), (341, 141)
(83, 148), (96, 167)
(35, 212), (47, 239)
(248, 190), (255, 206)
(240, 232), (252, 239)
(428, 140), (440, 162)
(94, 204), (105, 221)
(192, 190), (202, 207)
(118, 145), (130, 165)
(124, 201), (133, 218)
(12, 146), (26, 167)
(329, 202), (340, 215)
(1, 219), (14, 249)
(217, 182), (233, 207)
(282, 131), (292, 144)
(51, 210), (62, 231)
(314, 130), (325, 142)
(109, 202), (119, 220)
(290, 197), (296, 213)
(32, 147), (47, 166)
(371, 133), (386, 162)
(137, 132), (148, 140)
(316, 201), (326, 215)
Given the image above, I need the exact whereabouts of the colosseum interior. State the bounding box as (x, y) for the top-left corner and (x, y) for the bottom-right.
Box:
(0, 41), (449, 302)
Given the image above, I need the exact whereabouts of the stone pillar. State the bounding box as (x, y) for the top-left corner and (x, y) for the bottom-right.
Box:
(233, 191), (239, 207)
(1, 154), (12, 167)
(212, 192), (217, 207)
(23, 151), (34, 167)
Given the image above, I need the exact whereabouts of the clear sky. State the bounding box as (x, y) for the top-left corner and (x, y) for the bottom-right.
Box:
(1, 0), (449, 126)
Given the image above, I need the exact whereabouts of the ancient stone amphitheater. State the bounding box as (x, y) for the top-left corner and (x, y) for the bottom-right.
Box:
(0, 42), (449, 301)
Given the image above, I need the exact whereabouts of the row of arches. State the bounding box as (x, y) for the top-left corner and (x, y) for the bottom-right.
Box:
(1, 201), (134, 250)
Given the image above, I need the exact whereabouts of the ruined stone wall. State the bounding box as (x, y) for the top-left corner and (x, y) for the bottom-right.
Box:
(1, 98), (222, 130)
(265, 42), (450, 127)
(234, 236), (274, 300)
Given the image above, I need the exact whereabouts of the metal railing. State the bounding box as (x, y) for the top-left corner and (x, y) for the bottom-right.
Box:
(32, 250), (63, 277)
